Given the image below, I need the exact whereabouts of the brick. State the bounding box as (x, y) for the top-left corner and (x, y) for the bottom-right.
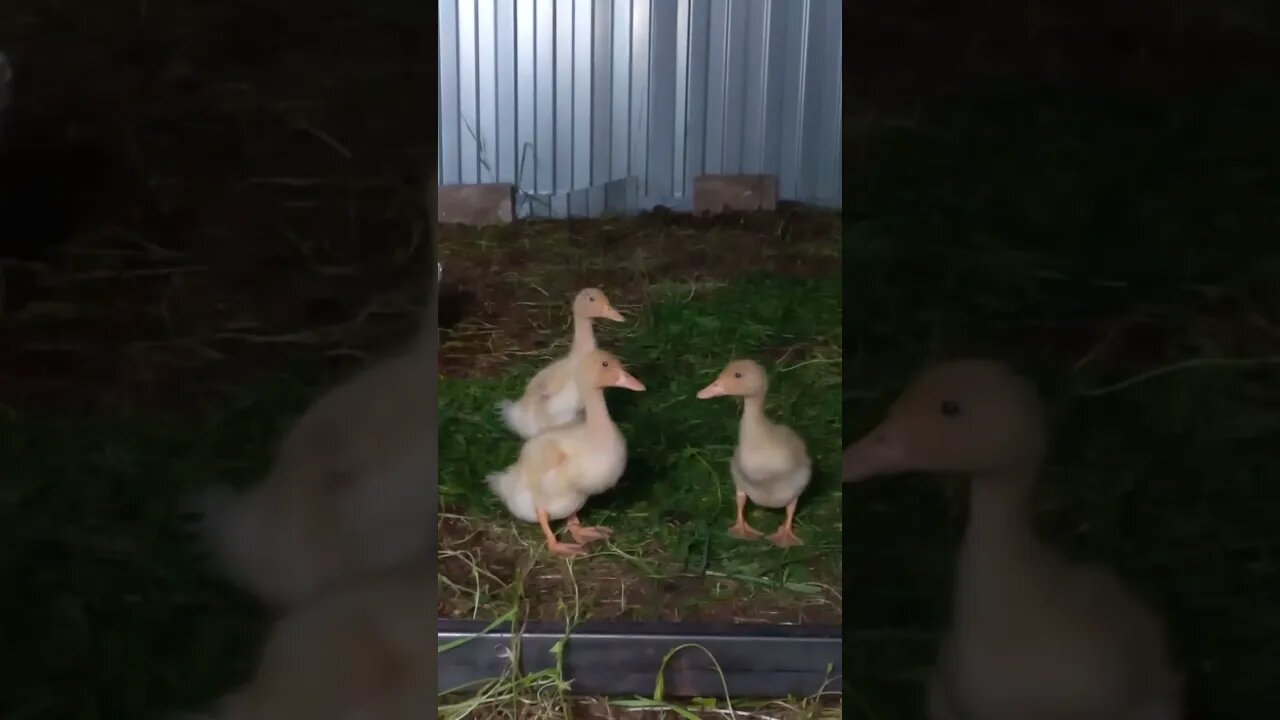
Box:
(437, 183), (515, 226)
(693, 174), (779, 214)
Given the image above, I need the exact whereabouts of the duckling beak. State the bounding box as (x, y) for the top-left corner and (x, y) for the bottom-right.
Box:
(601, 305), (625, 322)
(842, 424), (911, 482)
(614, 371), (646, 391)
(696, 380), (726, 399)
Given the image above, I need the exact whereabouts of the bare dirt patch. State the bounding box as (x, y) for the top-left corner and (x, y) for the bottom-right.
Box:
(437, 208), (840, 379)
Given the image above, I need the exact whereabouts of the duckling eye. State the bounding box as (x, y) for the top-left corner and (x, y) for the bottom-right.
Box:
(602, 361), (609, 367)
(588, 295), (596, 302)
(940, 401), (961, 417)
(734, 372), (742, 378)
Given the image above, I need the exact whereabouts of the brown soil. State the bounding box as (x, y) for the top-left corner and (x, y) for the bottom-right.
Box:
(438, 512), (842, 627)
(437, 208), (841, 379)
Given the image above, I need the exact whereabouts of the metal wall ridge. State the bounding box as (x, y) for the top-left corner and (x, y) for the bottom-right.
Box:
(438, 0), (842, 218)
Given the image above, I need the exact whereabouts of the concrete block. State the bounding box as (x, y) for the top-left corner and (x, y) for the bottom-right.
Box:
(693, 174), (779, 214)
(437, 183), (515, 226)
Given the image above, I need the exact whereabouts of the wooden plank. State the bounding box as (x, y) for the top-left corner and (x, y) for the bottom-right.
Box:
(437, 183), (516, 226)
(693, 174), (780, 214)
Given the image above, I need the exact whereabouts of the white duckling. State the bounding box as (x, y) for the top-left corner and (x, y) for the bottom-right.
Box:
(499, 287), (625, 439)
(190, 263), (438, 610)
(696, 359), (812, 547)
(486, 349), (645, 557)
(843, 359), (1182, 720)
(183, 558), (435, 720)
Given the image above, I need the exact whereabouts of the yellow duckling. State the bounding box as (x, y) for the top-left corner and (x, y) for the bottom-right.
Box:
(487, 349), (645, 556)
(697, 359), (811, 547)
(499, 287), (625, 439)
(844, 359), (1183, 720)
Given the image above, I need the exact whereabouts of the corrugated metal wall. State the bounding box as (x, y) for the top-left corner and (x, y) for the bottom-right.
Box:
(438, 0), (842, 218)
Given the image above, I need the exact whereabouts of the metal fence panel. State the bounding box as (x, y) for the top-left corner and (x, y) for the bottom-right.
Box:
(438, 0), (842, 218)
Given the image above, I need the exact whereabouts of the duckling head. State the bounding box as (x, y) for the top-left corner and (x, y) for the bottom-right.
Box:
(843, 359), (1047, 483)
(577, 349), (646, 391)
(573, 288), (625, 322)
(696, 359), (768, 400)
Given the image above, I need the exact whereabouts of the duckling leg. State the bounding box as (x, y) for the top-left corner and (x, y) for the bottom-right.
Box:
(566, 513), (613, 544)
(767, 499), (804, 547)
(727, 491), (764, 540)
(537, 508), (585, 557)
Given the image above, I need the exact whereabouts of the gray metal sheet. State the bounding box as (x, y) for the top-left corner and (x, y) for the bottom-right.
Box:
(438, 618), (843, 698)
(439, 0), (843, 217)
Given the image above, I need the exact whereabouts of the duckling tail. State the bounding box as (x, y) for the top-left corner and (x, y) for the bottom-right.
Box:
(485, 466), (539, 523)
(186, 484), (266, 594)
(498, 398), (539, 439)
(484, 467), (516, 497)
(185, 482), (311, 609)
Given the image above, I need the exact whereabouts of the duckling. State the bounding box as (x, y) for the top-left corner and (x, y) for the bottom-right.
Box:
(486, 349), (645, 557)
(843, 359), (1182, 720)
(697, 359), (811, 547)
(182, 558), (435, 720)
(499, 287), (625, 439)
(189, 264), (438, 610)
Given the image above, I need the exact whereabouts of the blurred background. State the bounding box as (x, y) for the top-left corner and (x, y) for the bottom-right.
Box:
(846, 0), (1280, 717)
(0, 1), (433, 716)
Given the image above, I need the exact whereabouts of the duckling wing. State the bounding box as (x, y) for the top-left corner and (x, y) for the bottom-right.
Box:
(776, 423), (811, 466)
(520, 434), (570, 480)
(525, 356), (573, 399)
(739, 423), (811, 480)
(501, 357), (577, 438)
(1061, 565), (1178, 676)
(519, 433), (591, 518)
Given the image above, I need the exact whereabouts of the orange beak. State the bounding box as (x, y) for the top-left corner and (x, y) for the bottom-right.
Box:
(614, 370), (646, 391)
(600, 304), (625, 322)
(842, 421), (912, 483)
(696, 379), (727, 399)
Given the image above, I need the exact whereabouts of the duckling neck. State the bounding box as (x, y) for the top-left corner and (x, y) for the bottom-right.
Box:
(738, 395), (770, 438)
(579, 384), (615, 435)
(569, 314), (597, 355)
(956, 470), (1045, 604)
(966, 473), (1035, 538)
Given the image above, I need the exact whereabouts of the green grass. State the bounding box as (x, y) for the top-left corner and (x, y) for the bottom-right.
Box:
(439, 273), (843, 620)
